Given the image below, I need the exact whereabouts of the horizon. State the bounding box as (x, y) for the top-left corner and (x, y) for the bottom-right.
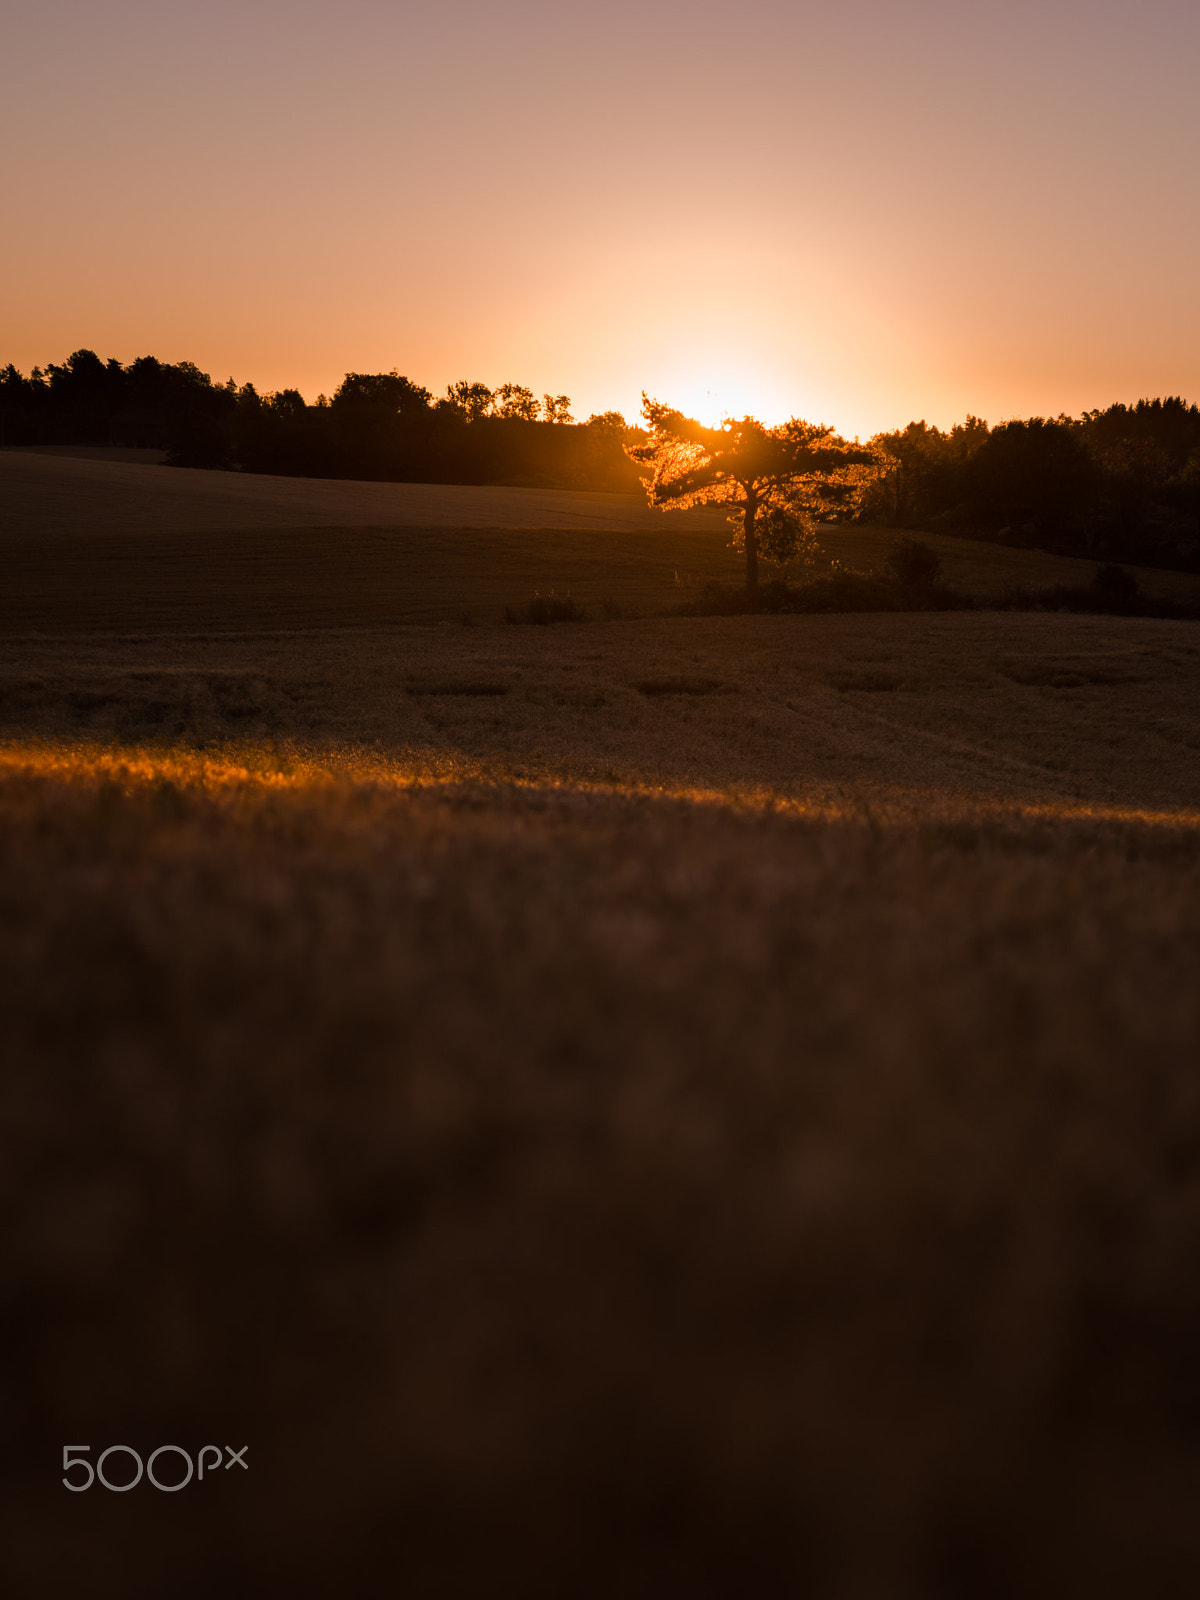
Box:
(4, 0), (1199, 442)
(5, 344), (1199, 445)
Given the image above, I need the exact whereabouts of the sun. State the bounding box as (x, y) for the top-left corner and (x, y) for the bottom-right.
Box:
(649, 361), (812, 431)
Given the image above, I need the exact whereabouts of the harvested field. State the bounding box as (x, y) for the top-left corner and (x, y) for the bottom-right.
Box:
(5, 447), (1199, 632)
(3, 463), (1200, 1598)
(0, 521), (737, 631)
(0, 446), (728, 536)
(2, 613), (1199, 808)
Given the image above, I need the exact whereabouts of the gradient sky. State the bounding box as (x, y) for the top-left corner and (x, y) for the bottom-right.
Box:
(4, 0), (1199, 438)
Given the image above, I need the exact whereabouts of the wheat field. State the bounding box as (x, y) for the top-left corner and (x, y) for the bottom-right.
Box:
(3, 459), (1200, 1596)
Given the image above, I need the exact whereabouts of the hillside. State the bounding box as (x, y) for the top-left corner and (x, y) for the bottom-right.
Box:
(3, 447), (1199, 632)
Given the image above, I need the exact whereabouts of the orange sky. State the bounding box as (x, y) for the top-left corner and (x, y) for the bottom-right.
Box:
(3, 0), (1199, 438)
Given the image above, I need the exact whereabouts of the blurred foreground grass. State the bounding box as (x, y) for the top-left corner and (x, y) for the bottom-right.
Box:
(3, 613), (1200, 1596)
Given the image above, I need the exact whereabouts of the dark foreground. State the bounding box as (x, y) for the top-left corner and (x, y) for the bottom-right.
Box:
(2, 612), (1200, 1597)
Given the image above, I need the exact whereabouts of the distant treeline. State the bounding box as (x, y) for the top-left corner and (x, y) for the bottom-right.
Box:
(0, 350), (643, 493)
(865, 405), (1200, 569)
(4, 350), (1200, 568)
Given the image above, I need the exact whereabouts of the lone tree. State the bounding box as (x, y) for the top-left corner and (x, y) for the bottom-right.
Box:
(627, 397), (880, 600)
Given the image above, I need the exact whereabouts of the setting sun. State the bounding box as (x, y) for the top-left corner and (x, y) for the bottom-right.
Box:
(648, 365), (795, 430)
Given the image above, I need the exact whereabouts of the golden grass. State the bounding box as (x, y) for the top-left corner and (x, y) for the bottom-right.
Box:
(4, 610), (1198, 809)
(4, 607), (1200, 1596)
(1, 740), (1196, 832)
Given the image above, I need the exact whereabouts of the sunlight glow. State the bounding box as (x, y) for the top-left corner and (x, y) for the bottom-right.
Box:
(651, 360), (806, 431)
(3, 746), (1199, 836)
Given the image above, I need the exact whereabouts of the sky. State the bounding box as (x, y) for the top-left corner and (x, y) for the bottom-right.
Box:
(3, 0), (1199, 438)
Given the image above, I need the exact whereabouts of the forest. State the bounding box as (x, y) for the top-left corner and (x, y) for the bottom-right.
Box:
(0, 351), (641, 494)
(4, 349), (1200, 569)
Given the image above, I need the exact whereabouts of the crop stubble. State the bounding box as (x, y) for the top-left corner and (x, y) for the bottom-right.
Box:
(3, 466), (1200, 1598)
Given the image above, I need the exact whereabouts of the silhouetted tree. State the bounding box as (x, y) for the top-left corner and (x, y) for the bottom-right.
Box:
(584, 410), (628, 438)
(542, 393), (573, 424)
(495, 382), (540, 421)
(1093, 436), (1173, 545)
(868, 420), (949, 524)
(965, 417), (1100, 545)
(442, 380), (494, 421)
(627, 398), (879, 599)
(860, 416), (990, 527)
(0, 362), (49, 445)
(45, 349), (126, 439)
(267, 388), (307, 420)
(1080, 398), (1200, 470)
(332, 371), (432, 415)
(948, 415), (990, 459)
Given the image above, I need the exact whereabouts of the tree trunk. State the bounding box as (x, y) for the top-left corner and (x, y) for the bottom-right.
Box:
(744, 498), (760, 606)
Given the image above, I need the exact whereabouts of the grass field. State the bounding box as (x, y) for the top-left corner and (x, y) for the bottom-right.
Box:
(4, 456), (1200, 1597)
(5, 446), (1200, 631)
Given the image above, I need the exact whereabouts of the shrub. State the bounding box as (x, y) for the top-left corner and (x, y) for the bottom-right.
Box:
(995, 574), (1200, 619)
(504, 591), (586, 625)
(886, 537), (942, 586)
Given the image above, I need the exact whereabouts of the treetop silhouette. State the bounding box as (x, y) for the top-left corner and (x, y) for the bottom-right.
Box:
(333, 371), (432, 414)
(440, 380), (574, 424)
(495, 382), (540, 421)
(627, 397), (880, 599)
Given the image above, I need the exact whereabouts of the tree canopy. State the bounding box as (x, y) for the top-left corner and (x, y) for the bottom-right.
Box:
(332, 371), (432, 414)
(627, 397), (880, 598)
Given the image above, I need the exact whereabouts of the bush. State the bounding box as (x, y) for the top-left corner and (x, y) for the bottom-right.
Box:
(996, 570), (1200, 619)
(886, 537), (942, 586)
(504, 591), (586, 625)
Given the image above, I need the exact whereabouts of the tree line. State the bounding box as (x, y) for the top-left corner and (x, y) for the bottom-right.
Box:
(613, 396), (1200, 583)
(865, 404), (1200, 569)
(0, 350), (642, 492)
(4, 349), (1199, 569)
